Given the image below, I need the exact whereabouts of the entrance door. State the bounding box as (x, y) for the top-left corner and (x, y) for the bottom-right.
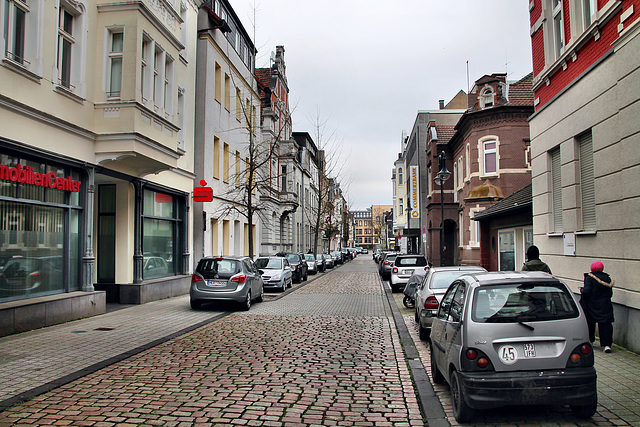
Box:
(97, 185), (116, 283)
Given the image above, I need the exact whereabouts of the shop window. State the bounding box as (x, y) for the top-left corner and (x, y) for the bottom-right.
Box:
(142, 189), (182, 279)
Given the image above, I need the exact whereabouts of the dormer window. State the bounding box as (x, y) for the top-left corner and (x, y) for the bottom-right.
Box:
(481, 87), (494, 108)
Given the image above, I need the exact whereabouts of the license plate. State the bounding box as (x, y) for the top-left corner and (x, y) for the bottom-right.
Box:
(523, 343), (536, 358)
(206, 280), (226, 287)
(403, 270), (411, 274)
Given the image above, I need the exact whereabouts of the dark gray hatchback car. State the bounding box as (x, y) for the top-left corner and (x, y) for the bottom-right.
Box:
(429, 271), (597, 423)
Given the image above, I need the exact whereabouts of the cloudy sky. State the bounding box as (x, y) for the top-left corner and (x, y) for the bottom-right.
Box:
(231, 0), (534, 210)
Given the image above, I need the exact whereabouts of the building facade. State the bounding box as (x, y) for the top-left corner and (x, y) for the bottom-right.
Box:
(194, 0), (261, 259)
(528, 0), (640, 351)
(1, 0), (199, 335)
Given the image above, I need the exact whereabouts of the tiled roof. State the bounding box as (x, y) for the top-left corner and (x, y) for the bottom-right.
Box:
(473, 184), (532, 220)
(433, 125), (456, 143)
(506, 72), (534, 106)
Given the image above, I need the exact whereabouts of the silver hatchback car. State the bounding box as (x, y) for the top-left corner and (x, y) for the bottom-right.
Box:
(415, 266), (486, 340)
(190, 256), (264, 311)
(429, 271), (597, 423)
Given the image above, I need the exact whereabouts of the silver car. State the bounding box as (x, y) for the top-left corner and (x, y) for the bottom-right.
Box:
(190, 256), (264, 311)
(255, 256), (292, 292)
(429, 271), (597, 423)
(304, 253), (318, 275)
(415, 266), (486, 340)
(389, 254), (428, 292)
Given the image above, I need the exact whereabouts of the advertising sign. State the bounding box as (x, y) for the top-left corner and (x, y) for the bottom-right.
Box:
(409, 165), (419, 219)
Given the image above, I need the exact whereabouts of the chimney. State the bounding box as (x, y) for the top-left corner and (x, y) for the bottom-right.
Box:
(439, 100), (445, 109)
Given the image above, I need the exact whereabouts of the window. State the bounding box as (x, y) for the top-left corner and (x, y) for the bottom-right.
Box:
(465, 144), (471, 180)
(583, 0), (596, 28)
(177, 85), (185, 150)
(398, 167), (403, 185)
(213, 136), (220, 179)
(223, 142), (229, 183)
(552, 0), (564, 59)
(235, 150), (241, 188)
(482, 140), (497, 175)
(141, 36), (150, 102)
(4, 0), (27, 64)
(498, 230), (515, 271)
(578, 131), (595, 230)
(153, 45), (164, 107)
(163, 55), (174, 113)
(551, 147), (563, 232)
(108, 30), (123, 98)
(481, 87), (494, 107)
(224, 74), (230, 111)
(57, 7), (73, 88)
(214, 62), (221, 102)
(235, 87), (241, 121)
(281, 165), (287, 191)
(142, 189), (182, 279)
(399, 198), (404, 213)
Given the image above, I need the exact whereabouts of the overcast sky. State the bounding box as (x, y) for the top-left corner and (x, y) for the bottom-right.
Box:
(231, 0), (534, 210)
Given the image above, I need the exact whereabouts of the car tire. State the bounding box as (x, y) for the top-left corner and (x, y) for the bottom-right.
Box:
(429, 341), (445, 384)
(570, 399), (597, 418)
(242, 290), (251, 311)
(419, 322), (430, 341)
(414, 309), (419, 323)
(450, 370), (474, 423)
(281, 280), (287, 292)
(190, 299), (201, 310)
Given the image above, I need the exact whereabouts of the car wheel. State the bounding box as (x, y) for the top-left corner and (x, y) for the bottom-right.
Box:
(414, 309), (419, 323)
(281, 280), (287, 292)
(570, 399), (597, 418)
(450, 370), (474, 423)
(190, 299), (201, 310)
(419, 322), (430, 341)
(429, 341), (445, 384)
(242, 290), (251, 311)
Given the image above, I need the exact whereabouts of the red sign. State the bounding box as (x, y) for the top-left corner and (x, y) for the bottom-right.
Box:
(155, 193), (173, 203)
(326, 215), (331, 224)
(0, 164), (81, 192)
(193, 180), (213, 202)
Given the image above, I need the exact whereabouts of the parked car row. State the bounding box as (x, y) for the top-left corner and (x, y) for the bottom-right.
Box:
(374, 249), (599, 423)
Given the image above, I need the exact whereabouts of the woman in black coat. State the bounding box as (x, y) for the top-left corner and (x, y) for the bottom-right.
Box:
(580, 261), (614, 353)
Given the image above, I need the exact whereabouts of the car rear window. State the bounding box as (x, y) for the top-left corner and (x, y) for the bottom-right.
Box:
(431, 271), (475, 289)
(472, 283), (580, 323)
(396, 256), (427, 266)
(305, 254), (315, 261)
(286, 254), (300, 263)
(255, 258), (282, 269)
(196, 259), (239, 277)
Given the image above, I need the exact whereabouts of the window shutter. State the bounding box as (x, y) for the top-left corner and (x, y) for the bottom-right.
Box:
(579, 132), (596, 230)
(551, 148), (563, 232)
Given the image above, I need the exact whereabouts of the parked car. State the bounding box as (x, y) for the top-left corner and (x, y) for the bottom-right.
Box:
(429, 271), (597, 423)
(190, 256), (264, 311)
(255, 256), (292, 292)
(331, 251), (344, 265)
(362, 248), (368, 254)
(304, 253), (318, 275)
(143, 256), (169, 279)
(378, 252), (399, 280)
(322, 253), (335, 269)
(341, 248), (352, 261)
(373, 249), (382, 262)
(0, 256), (63, 297)
(415, 266), (487, 339)
(276, 252), (308, 283)
(389, 254), (429, 292)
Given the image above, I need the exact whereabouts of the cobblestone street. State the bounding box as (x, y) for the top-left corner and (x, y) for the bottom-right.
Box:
(1, 256), (639, 426)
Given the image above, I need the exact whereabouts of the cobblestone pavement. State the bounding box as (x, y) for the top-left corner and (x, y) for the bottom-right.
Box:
(1, 257), (639, 426)
(0, 259), (424, 426)
(391, 290), (640, 426)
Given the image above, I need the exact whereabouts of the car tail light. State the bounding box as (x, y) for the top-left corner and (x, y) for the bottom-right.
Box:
(29, 271), (42, 279)
(566, 343), (594, 368)
(461, 347), (494, 371)
(424, 266), (430, 271)
(191, 274), (203, 282)
(392, 267), (398, 273)
(231, 274), (247, 284)
(424, 296), (439, 310)
(570, 353), (582, 364)
(580, 344), (592, 355)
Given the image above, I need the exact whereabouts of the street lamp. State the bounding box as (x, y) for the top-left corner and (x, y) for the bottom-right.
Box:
(434, 151), (451, 266)
(405, 206), (412, 254)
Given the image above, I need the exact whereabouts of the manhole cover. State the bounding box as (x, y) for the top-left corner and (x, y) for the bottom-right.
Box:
(72, 331), (87, 334)
(94, 327), (115, 331)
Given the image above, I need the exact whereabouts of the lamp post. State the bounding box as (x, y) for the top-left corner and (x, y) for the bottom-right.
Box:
(434, 151), (451, 266)
(405, 206), (412, 254)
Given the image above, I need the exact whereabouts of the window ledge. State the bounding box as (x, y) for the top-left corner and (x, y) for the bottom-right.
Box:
(54, 85), (85, 104)
(546, 232), (563, 237)
(1, 58), (42, 83)
(576, 230), (597, 236)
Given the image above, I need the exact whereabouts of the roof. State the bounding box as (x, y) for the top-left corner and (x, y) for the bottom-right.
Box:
(432, 125), (456, 143)
(506, 72), (534, 106)
(473, 184), (532, 221)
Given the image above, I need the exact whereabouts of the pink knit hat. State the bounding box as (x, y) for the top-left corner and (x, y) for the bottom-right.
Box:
(590, 261), (604, 272)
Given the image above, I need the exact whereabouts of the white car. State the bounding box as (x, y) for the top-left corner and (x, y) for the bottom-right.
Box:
(389, 254), (429, 292)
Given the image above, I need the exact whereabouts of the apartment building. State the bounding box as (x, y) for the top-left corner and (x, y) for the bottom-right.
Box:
(194, 0), (261, 259)
(528, 0), (640, 351)
(0, 0), (199, 335)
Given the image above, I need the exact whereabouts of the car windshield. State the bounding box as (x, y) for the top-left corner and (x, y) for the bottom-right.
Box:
(197, 259), (239, 274)
(396, 256), (427, 266)
(316, 255), (324, 260)
(430, 271), (475, 289)
(255, 258), (282, 270)
(472, 283), (580, 323)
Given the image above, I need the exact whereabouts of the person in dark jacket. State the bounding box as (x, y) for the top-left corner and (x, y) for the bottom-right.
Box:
(521, 245), (552, 274)
(580, 261), (615, 353)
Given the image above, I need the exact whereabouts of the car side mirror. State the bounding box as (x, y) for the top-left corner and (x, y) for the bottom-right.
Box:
(258, 269), (264, 275)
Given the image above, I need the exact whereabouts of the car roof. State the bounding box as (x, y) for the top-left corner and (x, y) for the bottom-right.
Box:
(458, 270), (560, 287)
(198, 256), (248, 261)
(428, 266), (486, 272)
